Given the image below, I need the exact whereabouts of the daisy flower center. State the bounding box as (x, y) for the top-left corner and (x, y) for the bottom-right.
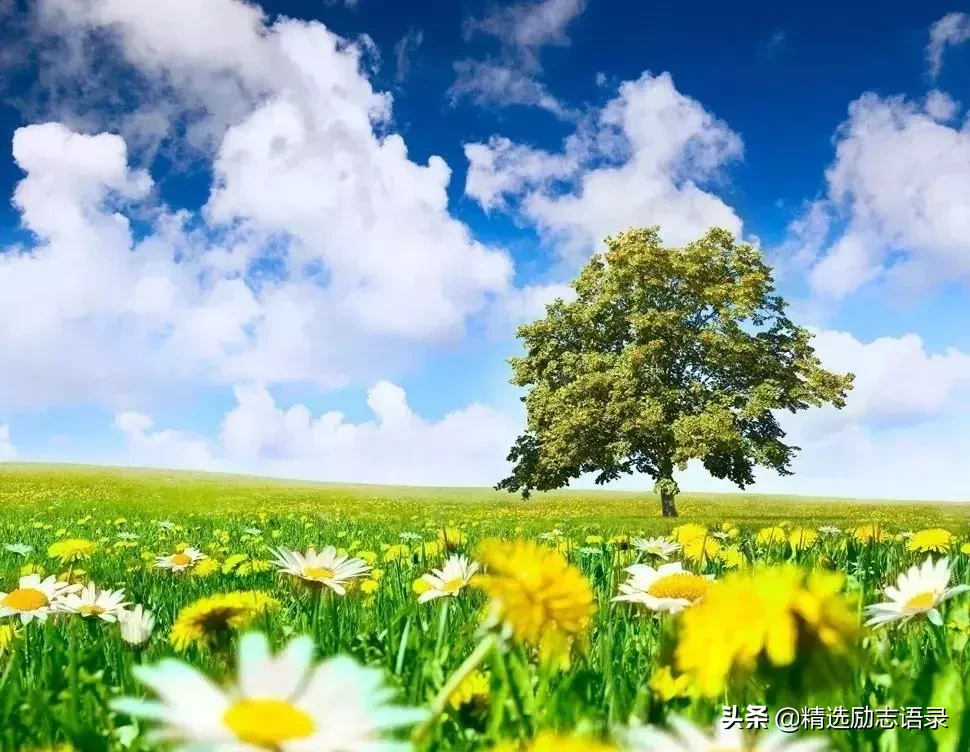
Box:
(78, 605), (106, 616)
(646, 573), (709, 601)
(2, 588), (48, 611)
(304, 566), (335, 581)
(441, 577), (465, 594)
(171, 553), (192, 566)
(223, 698), (315, 747)
(903, 591), (938, 612)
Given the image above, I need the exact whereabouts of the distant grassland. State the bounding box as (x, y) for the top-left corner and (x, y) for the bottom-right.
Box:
(2, 463), (969, 532)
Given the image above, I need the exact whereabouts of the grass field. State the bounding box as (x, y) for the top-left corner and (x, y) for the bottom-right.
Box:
(1, 463), (970, 751)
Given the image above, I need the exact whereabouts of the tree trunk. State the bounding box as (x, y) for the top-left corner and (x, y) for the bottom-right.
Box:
(660, 485), (678, 517)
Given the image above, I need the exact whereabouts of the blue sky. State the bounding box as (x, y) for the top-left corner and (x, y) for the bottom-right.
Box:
(1, 0), (970, 499)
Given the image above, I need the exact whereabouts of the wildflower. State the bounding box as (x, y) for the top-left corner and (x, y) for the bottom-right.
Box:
(853, 525), (890, 543)
(669, 524), (707, 544)
(538, 529), (563, 540)
(4, 543), (33, 556)
(222, 553), (249, 574)
(0, 574), (80, 623)
(417, 554), (480, 603)
(116, 532), (140, 541)
(907, 529), (955, 554)
(632, 537), (681, 561)
(818, 526), (841, 536)
(271, 546), (370, 595)
(626, 717), (826, 752)
(114, 632), (425, 750)
(579, 546), (603, 556)
(0, 623), (19, 654)
(60, 582), (129, 622)
(473, 538), (595, 665)
(383, 544), (409, 562)
(118, 605), (155, 646)
(649, 666), (692, 702)
(157, 521), (176, 530)
(613, 562), (712, 614)
(47, 538), (96, 564)
(169, 591), (279, 652)
(438, 528), (468, 551)
(191, 558), (222, 577)
(585, 535), (604, 545)
(494, 731), (618, 752)
(242, 527), (262, 536)
(19, 563), (46, 577)
(413, 578), (432, 596)
(865, 556), (970, 628)
(399, 532), (423, 542)
(448, 670), (491, 711)
(788, 527), (819, 550)
(675, 565), (858, 697)
(717, 547), (747, 569)
(680, 536), (720, 563)
(156, 547), (207, 573)
(755, 526), (787, 545)
(962, 543), (970, 556)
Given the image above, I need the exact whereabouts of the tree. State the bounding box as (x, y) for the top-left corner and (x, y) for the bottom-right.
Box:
(497, 227), (854, 517)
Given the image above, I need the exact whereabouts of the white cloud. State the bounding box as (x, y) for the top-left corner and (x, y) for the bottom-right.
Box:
(784, 92), (970, 299)
(927, 12), (970, 79)
(393, 28), (423, 83)
(465, 72), (743, 262)
(0, 0), (513, 409)
(449, 0), (586, 117)
(0, 425), (16, 461)
(112, 381), (518, 486)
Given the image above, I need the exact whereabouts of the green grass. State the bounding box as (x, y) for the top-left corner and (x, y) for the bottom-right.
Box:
(0, 464), (969, 751)
(2, 463), (969, 531)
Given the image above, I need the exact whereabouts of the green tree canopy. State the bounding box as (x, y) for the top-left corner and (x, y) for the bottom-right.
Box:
(497, 226), (854, 517)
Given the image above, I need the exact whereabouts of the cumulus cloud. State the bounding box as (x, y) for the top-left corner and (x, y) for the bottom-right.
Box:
(0, 425), (16, 461)
(113, 381), (518, 486)
(927, 12), (970, 79)
(465, 72), (743, 262)
(449, 0), (585, 117)
(0, 0), (513, 409)
(780, 91), (970, 299)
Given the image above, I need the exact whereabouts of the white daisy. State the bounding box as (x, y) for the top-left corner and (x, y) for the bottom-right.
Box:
(0, 574), (80, 623)
(117, 532), (140, 541)
(271, 546), (371, 595)
(865, 556), (970, 627)
(243, 527), (263, 536)
(538, 529), (564, 540)
(612, 562), (712, 614)
(579, 546), (603, 556)
(118, 605), (156, 646)
(632, 536), (682, 560)
(156, 547), (207, 573)
(157, 521), (176, 530)
(417, 555), (479, 603)
(113, 632), (426, 751)
(818, 526), (842, 535)
(4, 543), (33, 556)
(627, 717), (827, 752)
(60, 582), (130, 622)
(398, 532), (423, 542)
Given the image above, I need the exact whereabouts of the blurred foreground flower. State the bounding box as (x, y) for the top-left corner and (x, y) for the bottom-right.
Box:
(626, 717), (827, 751)
(47, 538), (96, 564)
(473, 538), (595, 665)
(674, 565), (858, 697)
(865, 556), (969, 627)
(494, 731), (617, 752)
(114, 632), (425, 751)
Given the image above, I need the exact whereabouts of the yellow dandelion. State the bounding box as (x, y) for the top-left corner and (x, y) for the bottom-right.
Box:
(755, 526), (787, 545)
(717, 546), (747, 569)
(0, 624), (19, 655)
(788, 527), (819, 550)
(853, 524), (891, 543)
(383, 544), (410, 562)
(191, 558), (222, 578)
(47, 539), (96, 564)
(649, 665), (692, 702)
(360, 579), (380, 595)
(907, 528), (955, 553)
(961, 543), (970, 555)
(472, 538), (595, 665)
(493, 731), (618, 752)
(20, 563), (46, 577)
(221, 553), (248, 574)
(357, 550), (378, 565)
(448, 670), (491, 711)
(669, 524), (707, 543)
(438, 528), (467, 552)
(169, 591), (279, 652)
(681, 536), (721, 563)
(675, 564), (858, 698)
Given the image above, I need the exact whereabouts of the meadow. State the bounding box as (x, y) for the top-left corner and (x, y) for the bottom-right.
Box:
(1, 464), (969, 751)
